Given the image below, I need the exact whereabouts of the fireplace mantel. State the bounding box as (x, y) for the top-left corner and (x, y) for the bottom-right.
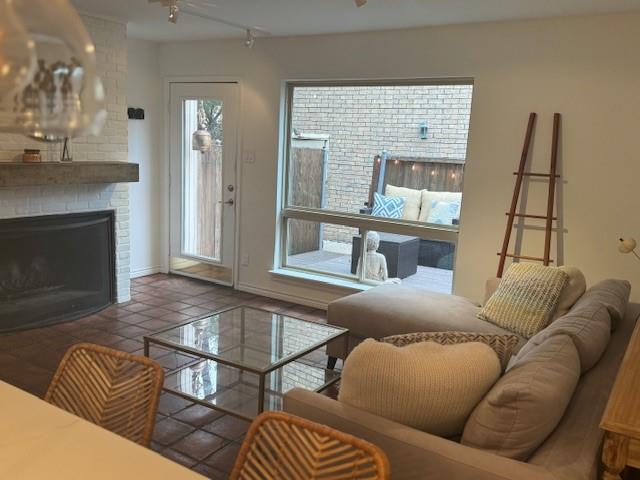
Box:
(0, 161), (139, 187)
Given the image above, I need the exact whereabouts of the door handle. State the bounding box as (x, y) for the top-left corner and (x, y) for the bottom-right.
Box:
(223, 199), (234, 206)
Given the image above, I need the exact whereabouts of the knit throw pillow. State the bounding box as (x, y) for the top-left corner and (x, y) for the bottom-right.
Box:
(338, 339), (501, 437)
(381, 331), (520, 370)
(478, 263), (569, 338)
(371, 192), (406, 219)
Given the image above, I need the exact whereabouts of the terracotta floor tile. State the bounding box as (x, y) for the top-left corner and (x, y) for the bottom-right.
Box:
(122, 302), (153, 313)
(173, 404), (225, 428)
(181, 306), (213, 317)
(203, 442), (242, 473)
(172, 430), (227, 461)
(159, 311), (193, 323)
(137, 318), (174, 331)
(110, 338), (144, 353)
(153, 417), (195, 446)
(117, 313), (153, 325)
(192, 464), (229, 479)
(114, 324), (151, 338)
(160, 448), (199, 468)
(162, 302), (194, 312)
(158, 393), (193, 415)
(203, 416), (250, 441)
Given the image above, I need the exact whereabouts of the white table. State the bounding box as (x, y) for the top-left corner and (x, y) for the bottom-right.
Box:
(0, 380), (206, 479)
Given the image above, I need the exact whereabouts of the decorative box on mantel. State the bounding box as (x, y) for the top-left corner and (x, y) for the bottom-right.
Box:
(0, 161), (139, 305)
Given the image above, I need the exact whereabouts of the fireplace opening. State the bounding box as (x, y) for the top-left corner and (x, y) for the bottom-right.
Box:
(0, 211), (116, 333)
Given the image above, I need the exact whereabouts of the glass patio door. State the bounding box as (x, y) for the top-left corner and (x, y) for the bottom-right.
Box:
(169, 82), (238, 286)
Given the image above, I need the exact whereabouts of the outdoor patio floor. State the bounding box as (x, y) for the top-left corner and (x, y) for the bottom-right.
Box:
(289, 250), (453, 294)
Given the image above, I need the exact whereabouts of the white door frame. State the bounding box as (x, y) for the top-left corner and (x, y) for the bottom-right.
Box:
(163, 76), (245, 288)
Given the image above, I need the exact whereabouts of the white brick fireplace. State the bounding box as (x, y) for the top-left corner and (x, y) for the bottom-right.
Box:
(0, 16), (132, 303)
(0, 184), (131, 302)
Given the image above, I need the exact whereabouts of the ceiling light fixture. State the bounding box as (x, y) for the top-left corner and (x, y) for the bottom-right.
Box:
(244, 29), (255, 49)
(168, 0), (179, 23)
(355, 0), (367, 7)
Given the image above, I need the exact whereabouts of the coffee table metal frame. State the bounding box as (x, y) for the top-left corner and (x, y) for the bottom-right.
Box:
(143, 305), (348, 420)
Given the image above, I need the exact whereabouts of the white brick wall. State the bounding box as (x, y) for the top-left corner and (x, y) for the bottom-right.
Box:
(0, 16), (131, 302)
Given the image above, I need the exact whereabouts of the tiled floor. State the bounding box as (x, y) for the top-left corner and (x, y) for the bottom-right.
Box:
(0, 273), (330, 479)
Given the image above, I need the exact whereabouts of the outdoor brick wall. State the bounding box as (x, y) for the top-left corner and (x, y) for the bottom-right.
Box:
(291, 85), (472, 245)
(0, 16), (131, 302)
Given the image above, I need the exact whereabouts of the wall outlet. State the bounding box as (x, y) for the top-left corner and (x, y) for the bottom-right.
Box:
(243, 150), (256, 164)
(241, 253), (250, 266)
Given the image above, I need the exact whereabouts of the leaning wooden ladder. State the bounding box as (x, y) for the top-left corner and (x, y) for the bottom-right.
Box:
(496, 112), (561, 278)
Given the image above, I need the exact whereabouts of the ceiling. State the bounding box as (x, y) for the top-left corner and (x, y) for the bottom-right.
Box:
(71, 0), (640, 42)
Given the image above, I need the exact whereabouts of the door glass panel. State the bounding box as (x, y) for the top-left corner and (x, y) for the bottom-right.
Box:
(181, 98), (223, 261)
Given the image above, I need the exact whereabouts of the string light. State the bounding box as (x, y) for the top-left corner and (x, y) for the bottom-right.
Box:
(431, 170), (436, 176)
(411, 163), (416, 171)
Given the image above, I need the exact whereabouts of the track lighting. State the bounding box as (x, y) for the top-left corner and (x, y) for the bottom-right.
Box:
(168, 0), (179, 24)
(244, 29), (255, 49)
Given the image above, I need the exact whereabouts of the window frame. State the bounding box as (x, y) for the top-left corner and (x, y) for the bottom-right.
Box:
(276, 78), (474, 288)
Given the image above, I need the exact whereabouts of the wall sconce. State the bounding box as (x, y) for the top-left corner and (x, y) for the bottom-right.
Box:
(419, 121), (428, 140)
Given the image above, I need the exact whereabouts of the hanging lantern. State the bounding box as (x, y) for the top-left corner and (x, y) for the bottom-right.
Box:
(0, 0), (107, 142)
(192, 106), (212, 153)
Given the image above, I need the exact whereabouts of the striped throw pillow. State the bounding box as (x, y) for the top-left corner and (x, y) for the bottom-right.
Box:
(478, 263), (569, 338)
(371, 192), (406, 219)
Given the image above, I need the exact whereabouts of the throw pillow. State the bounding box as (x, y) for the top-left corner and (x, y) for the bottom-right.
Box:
(426, 200), (461, 225)
(418, 190), (462, 223)
(552, 266), (587, 319)
(462, 334), (580, 461)
(485, 266), (586, 320)
(385, 184), (422, 221)
(381, 331), (520, 370)
(478, 263), (569, 338)
(338, 338), (501, 437)
(371, 192), (406, 219)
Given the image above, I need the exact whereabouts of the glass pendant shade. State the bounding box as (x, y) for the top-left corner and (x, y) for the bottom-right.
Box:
(0, 0), (107, 141)
(0, 0), (36, 104)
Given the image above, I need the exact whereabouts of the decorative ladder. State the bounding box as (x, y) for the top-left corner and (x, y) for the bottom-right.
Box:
(496, 112), (561, 278)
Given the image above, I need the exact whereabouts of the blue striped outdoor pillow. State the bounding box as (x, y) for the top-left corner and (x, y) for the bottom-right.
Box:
(372, 192), (406, 219)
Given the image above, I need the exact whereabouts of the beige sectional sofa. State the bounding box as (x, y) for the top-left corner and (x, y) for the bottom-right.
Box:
(284, 280), (638, 480)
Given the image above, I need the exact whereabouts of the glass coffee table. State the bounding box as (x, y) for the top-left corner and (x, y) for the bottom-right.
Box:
(143, 305), (348, 420)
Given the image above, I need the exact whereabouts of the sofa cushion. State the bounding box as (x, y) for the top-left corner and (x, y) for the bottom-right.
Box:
(553, 267), (587, 319)
(339, 338), (501, 437)
(478, 263), (569, 338)
(576, 279), (631, 330)
(328, 285), (521, 342)
(381, 331), (520, 371)
(385, 184), (422, 221)
(461, 334), (580, 461)
(418, 191), (462, 223)
(512, 304), (611, 373)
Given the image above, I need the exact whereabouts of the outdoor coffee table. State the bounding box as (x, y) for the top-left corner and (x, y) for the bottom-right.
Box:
(143, 305), (348, 420)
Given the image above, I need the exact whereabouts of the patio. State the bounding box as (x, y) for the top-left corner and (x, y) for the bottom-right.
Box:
(288, 249), (453, 294)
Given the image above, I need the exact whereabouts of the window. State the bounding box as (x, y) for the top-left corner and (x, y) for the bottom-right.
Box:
(277, 80), (473, 293)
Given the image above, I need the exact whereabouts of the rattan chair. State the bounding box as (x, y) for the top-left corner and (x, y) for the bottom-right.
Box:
(44, 342), (164, 447)
(230, 411), (390, 480)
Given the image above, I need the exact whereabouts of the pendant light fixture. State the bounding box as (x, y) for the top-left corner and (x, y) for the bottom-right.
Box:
(0, 0), (107, 142)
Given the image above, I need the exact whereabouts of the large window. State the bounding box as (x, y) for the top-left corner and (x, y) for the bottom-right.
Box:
(277, 80), (473, 293)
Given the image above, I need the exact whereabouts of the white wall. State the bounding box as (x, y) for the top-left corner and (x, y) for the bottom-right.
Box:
(156, 12), (640, 305)
(128, 38), (164, 278)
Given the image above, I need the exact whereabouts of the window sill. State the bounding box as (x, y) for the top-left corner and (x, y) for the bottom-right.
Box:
(269, 268), (374, 292)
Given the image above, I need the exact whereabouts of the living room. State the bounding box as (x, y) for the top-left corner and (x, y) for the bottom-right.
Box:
(1, 1), (640, 479)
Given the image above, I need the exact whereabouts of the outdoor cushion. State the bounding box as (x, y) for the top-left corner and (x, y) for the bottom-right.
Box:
(418, 191), (462, 223)
(462, 334), (580, 461)
(478, 263), (569, 338)
(339, 338), (501, 437)
(426, 200), (460, 225)
(371, 192), (405, 219)
(385, 184), (422, 221)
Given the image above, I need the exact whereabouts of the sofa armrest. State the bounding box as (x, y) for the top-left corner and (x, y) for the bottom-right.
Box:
(284, 389), (555, 480)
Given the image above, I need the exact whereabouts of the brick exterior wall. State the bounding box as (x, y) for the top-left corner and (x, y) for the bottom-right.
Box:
(0, 16), (131, 302)
(291, 85), (472, 244)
